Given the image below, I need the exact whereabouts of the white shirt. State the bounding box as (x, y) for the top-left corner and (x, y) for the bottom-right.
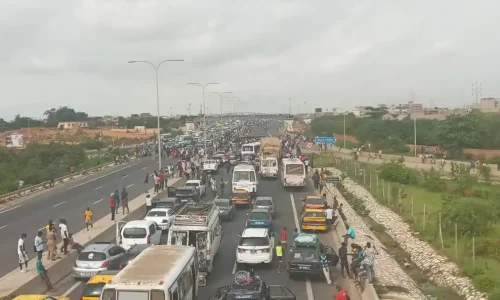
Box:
(17, 238), (25, 254)
(146, 196), (152, 206)
(325, 208), (334, 219)
(59, 223), (69, 239)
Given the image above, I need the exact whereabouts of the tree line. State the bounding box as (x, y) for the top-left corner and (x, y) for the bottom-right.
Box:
(309, 109), (500, 156)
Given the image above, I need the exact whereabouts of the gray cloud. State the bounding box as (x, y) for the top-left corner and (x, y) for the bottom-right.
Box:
(1, 0), (500, 119)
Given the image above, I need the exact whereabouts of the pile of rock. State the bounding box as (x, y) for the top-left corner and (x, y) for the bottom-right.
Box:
(327, 167), (487, 300)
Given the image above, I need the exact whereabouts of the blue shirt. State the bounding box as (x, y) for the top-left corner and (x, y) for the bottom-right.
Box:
(292, 232), (299, 240)
(34, 236), (44, 252)
(348, 228), (355, 238)
(36, 259), (45, 274)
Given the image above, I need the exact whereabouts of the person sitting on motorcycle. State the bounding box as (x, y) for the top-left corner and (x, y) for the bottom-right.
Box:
(312, 170), (320, 189)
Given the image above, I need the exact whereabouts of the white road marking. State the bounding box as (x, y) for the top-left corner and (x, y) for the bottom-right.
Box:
(38, 227), (45, 231)
(94, 186), (103, 190)
(93, 199), (103, 204)
(53, 201), (66, 207)
(232, 261), (238, 274)
(67, 162), (140, 190)
(122, 175), (128, 178)
(0, 205), (21, 215)
(126, 184), (134, 188)
(290, 194), (314, 300)
(62, 281), (82, 296)
(142, 167), (148, 170)
(0, 225), (7, 230)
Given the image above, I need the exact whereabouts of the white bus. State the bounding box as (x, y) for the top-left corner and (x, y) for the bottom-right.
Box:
(241, 142), (260, 156)
(101, 245), (198, 300)
(281, 158), (306, 187)
(232, 164), (258, 196)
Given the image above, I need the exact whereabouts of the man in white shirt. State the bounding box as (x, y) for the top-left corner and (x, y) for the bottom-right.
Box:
(59, 220), (69, 255)
(145, 194), (152, 213)
(325, 205), (334, 228)
(18, 233), (29, 272)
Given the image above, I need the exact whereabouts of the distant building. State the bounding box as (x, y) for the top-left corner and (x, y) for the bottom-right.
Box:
(388, 101), (424, 115)
(353, 106), (369, 117)
(5, 132), (24, 148)
(58, 122), (89, 129)
(185, 121), (197, 132)
(140, 113), (153, 118)
(471, 98), (500, 113)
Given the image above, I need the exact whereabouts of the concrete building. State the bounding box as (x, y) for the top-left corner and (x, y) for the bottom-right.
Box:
(353, 106), (369, 117)
(5, 132), (24, 148)
(473, 98), (500, 113)
(57, 121), (89, 129)
(388, 101), (424, 115)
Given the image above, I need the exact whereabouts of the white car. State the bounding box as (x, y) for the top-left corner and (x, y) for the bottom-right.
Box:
(236, 228), (275, 267)
(203, 159), (219, 173)
(185, 179), (206, 197)
(143, 208), (175, 231)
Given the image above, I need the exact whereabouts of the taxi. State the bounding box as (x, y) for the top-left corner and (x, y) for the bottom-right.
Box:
(231, 189), (251, 207)
(12, 296), (69, 300)
(300, 208), (327, 231)
(301, 196), (326, 212)
(81, 270), (119, 300)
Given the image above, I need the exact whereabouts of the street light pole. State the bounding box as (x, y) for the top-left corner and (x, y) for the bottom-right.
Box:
(188, 82), (220, 153)
(211, 91), (232, 133)
(414, 118), (417, 157)
(128, 59), (183, 171)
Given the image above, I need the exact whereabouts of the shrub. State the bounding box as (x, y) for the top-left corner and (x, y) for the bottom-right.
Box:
(420, 168), (448, 193)
(441, 198), (494, 236)
(377, 161), (415, 184)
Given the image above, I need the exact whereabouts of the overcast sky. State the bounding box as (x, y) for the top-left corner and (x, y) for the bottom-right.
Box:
(1, 0), (500, 120)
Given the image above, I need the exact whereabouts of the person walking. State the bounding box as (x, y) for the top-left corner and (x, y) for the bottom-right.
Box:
(36, 252), (54, 291)
(280, 227), (288, 251)
(338, 242), (351, 278)
(46, 228), (57, 261)
(334, 284), (349, 300)
(109, 192), (116, 222)
(18, 233), (29, 272)
(362, 242), (378, 283)
(275, 243), (283, 273)
(121, 188), (129, 214)
(85, 207), (93, 231)
(113, 190), (120, 214)
(34, 231), (44, 256)
(325, 205), (334, 229)
(145, 194), (152, 214)
(153, 172), (160, 193)
(59, 219), (69, 255)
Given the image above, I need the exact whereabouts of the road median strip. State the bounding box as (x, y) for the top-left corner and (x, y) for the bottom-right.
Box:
(0, 176), (187, 297)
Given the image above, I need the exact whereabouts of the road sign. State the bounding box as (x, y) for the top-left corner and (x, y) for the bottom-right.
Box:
(306, 142), (314, 149)
(315, 136), (336, 144)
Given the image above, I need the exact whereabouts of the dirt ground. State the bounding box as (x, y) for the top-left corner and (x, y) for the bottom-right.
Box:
(0, 127), (157, 147)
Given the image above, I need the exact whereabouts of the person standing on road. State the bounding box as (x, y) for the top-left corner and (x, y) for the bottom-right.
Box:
(121, 188), (129, 214)
(18, 233), (29, 272)
(109, 192), (116, 222)
(338, 242), (351, 278)
(113, 190), (120, 214)
(36, 252), (54, 291)
(46, 228), (57, 260)
(325, 205), (334, 229)
(85, 207), (93, 230)
(145, 194), (152, 214)
(59, 219), (69, 255)
(34, 231), (44, 256)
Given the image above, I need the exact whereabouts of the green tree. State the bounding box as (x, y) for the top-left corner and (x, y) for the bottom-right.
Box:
(437, 112), (484, 157)
(43, 107), (88, 127)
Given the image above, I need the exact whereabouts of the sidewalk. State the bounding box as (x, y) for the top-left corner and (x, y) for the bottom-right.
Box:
(0, 176), (185, 297)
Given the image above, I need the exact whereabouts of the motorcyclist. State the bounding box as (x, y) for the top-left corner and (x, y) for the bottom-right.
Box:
(219, 177), (226, 196)
(312, 170), (320, 189)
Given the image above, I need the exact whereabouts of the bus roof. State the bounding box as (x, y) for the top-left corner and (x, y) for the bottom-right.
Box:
(108, 245), (195, 289)
(282, 158), (303, 164)
(233, 164), (256, 171)
(242, 142), (260, 147)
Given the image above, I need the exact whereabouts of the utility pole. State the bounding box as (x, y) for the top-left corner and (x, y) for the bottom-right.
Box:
(288, 98), (291, 117)
(472, 80), (482, 104)
(188, 103), (191, 116)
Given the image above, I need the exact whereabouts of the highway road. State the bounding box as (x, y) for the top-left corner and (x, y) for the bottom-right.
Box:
(0, 155), (174, 277)
(52, 124), (349, 300)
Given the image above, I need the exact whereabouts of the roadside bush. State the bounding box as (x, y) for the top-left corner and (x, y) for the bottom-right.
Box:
(464, 238), (500, 261)
(377, 161), (415, 184)
(81, 138), (104, 150)
(441, 198), (494, 236)
(420, 168), (448, 193)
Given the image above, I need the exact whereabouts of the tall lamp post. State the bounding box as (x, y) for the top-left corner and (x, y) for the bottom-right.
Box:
(187, 82), (220, 152)
(128, 59), (183, 171)
(211, 91), (232, 133)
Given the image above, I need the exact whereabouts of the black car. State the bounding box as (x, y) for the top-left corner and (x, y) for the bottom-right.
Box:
(153, 197), (184, 212)
(214, 198), (235, 221)
(173, 186), (200, 202)
(106, 244), (151, 270)
(287, 242), (338, 279)
(210, 275), (295, 300)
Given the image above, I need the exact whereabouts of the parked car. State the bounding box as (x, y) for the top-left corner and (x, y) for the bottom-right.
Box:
(73, 243), (126, 279)
(154, 197), (183, 212)
(144, 208), (175, 230)
(185, 179), (207, 197)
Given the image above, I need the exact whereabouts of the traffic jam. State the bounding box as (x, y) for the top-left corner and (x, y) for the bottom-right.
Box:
(15, 119), (346, 300)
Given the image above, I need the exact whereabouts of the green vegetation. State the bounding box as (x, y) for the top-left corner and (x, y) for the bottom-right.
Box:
(317, 153), (500, 296)
(310, 108), (500, 158)
(0, 143), (121, 196)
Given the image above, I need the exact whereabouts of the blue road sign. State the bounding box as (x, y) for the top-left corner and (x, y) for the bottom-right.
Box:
(315, 136), (336, 144)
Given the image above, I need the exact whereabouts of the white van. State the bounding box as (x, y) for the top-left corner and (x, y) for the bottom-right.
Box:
(116, 220), (162, 251)
(281, 158), (306, 187)
(232, 164), (258, 196)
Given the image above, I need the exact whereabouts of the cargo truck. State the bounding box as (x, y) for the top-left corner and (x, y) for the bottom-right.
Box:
(259, 137), (281, 178)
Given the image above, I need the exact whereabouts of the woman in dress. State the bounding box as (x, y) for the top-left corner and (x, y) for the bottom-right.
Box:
(46, 228), (57, 261)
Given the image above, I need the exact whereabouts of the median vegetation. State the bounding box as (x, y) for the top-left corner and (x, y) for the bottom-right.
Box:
(309, 108), (500, 160)
(0, 143), (116, 196)
(317, 154), (500, 297)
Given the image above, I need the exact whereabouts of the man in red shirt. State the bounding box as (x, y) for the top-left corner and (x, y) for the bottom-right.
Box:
(159, 171), (165, 191)
(109, 193), (116, 222)
(280, 227), (287, 250)
(335, 284), (349, 300)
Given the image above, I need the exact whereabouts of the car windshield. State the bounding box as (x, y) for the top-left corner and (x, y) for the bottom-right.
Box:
(78, 251), (107, 261)
(215, 201), (229, 207)
(185, 182), (198, 187)
(123, 228), (147, 238)
(250, 212), (270, 220)
(176, 189), (193, 195)
(304, 211), (325, 218)
(232, 192), (248, 198)
(293, 250), (319, 261)
(239, 237), (269, 247)
(306, 198), (324, 205)
(286, 164), (304, 175)
(147, 210), (167, 217)
(255, 199), (273, 206)
(82, 283), (106, 297)
(157, 202), (173, 208)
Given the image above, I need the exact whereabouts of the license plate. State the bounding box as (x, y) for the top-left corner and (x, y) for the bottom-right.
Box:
(254, 221), (264, 225)
(251, 250), (257, 254)
(299, 265), (310, 270)
(81, 272), (94, 277)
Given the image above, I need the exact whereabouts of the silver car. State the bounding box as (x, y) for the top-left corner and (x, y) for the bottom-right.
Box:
(253, 196), (276, 218)
(73, 242), (126, 279)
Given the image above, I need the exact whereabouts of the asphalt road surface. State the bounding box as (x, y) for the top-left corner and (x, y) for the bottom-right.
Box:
(52, 124), (345, 300)
(0, 155), (175, 277)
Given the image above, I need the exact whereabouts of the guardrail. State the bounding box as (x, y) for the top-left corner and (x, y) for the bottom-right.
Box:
(0, 160), (130, 204)
(84, 144), (140, 154)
